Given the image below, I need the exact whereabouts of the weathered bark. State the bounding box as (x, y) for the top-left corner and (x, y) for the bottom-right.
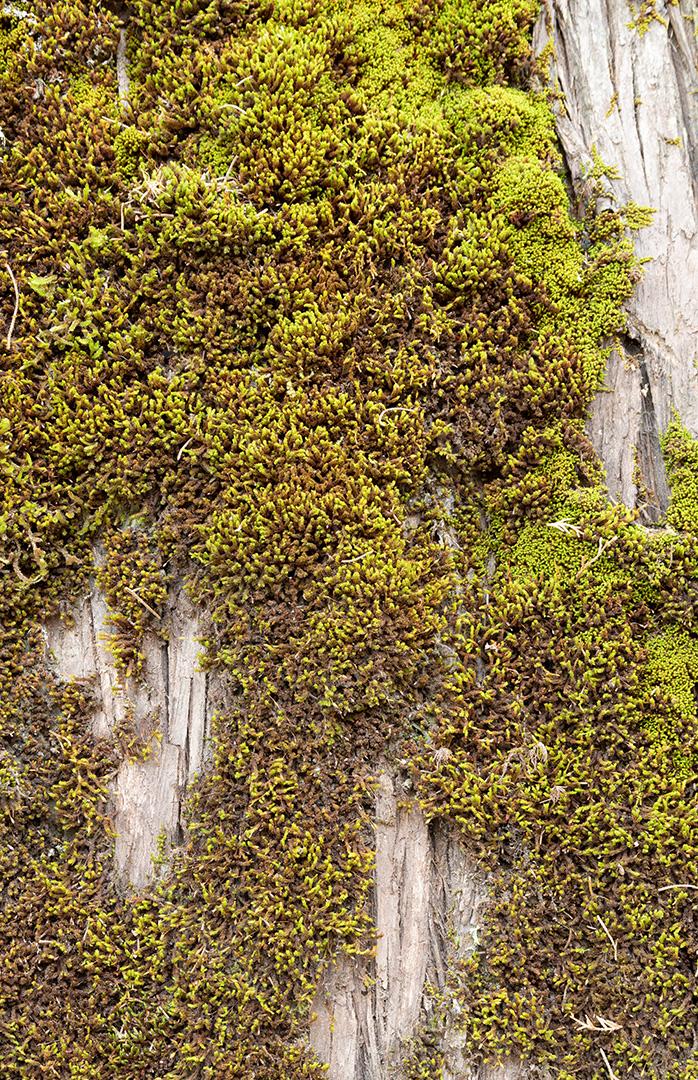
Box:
(308, 773), (528, 1080)
(45, 584), (214, 889)
(535, 0), (698, 517)
(40, 1), (698, 1075)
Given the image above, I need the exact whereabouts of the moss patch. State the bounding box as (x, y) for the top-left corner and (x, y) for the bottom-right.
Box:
(0, 0), (696, 1077)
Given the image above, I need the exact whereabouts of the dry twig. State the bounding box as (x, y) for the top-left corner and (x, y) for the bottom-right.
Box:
(176, 437), (194, 462)
(597, 914), (618, 961)
(117, 29), (131, 113)
(124, 586), (162, 621)
(340, 550), (373, 565)
(573, 1014), (622, 1033)
(600, 1047), (620, 1080)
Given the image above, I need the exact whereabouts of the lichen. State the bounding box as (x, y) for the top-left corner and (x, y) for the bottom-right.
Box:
(0, 0), (695, 1077)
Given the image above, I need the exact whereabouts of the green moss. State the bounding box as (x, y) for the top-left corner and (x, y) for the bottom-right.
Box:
(0, 18), (28, 81)
(430, 0), (540, 87)
(96, 528), (169, 677)
(444, 83), (557, 161)
(626, 0), (677, 34)
(663, 419), (698, 534)
(642, 627), (698, 770)
(112, 125), (147, 181)
(342, 0), (445, 126)
(0, 0), (695, 1076)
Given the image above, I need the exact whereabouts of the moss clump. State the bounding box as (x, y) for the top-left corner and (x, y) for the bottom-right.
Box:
(664, 419), (698, 534)
(0, 15), (29, 82)
(0, 0), (695, 1077)
(643, 626), (698, 772)
(430, 0), (540, 87)
(113, 124), (147, 181)
(97, 527), (169, 677)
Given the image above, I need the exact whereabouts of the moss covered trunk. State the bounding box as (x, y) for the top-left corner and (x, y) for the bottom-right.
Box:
(2, 1), (697, 1078)
(310, 12), (698, 1075)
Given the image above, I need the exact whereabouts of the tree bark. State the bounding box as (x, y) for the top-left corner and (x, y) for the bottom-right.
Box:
(536, 0), (698, 517)
(40, 2), (698, 1076)
(308, 4), (698, 1075)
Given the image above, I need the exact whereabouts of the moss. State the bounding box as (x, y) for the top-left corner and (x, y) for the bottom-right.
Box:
(112, 125), (147, 181)
(642, 627), (698, 771)
(626, 0), (678, 34)
(96, 527), (169, 677)
(411, 427), (698, 1075)
(663, 419), (698, 534)
(430, 0), (540, 87)
(0, 17), (29, 81)
(341, 0), (445, 126)
(444, 83), (558, 162)
(0, 0), (696, 1077)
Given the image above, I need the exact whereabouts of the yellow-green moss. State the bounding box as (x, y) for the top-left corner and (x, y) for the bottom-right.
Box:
(112, 125), (147, 181)
(96, 528), (169, 677)
(627, 0), (678, 35)
(664, 419), (698, 534)
(0, 0), (696, 1077)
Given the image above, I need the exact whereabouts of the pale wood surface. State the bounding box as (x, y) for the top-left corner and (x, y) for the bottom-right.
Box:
(535, 0), (698, 515)
(45, 584), (212, 889)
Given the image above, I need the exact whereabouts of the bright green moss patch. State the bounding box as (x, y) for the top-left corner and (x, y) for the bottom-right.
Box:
(444, 83), (557, 159)
(431, 0), (540, 86)
(0, 16), (29, 81)
(664, 419), (698, 534)
(112, 124), (147, 180)
(0, 0), (696, 1077)
(346, 0), (444, 124)
(643, 627), (698, 772)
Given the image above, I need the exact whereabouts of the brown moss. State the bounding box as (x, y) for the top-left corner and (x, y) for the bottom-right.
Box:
(0, 0), (695, 1077)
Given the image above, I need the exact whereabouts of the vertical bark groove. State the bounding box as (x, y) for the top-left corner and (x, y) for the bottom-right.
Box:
(308, 772), (509, 1080)
(535, 0), (698, 508)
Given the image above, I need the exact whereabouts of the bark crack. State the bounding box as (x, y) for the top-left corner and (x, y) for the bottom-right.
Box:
(604, 0), (618, 91)
(634, 344), (671, 523)
(629, 40), (650, 195)
(161, 639), (170, 739)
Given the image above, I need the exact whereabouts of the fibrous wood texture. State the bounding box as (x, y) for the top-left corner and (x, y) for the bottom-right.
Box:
(45, 586), (212, 888)
(310, 773), (484, 1078)
(309, 773), (532, 1080)
(535, 0), (698, 515)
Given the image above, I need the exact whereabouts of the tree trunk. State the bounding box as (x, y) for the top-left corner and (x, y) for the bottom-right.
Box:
(312, 7), (698, 1074)
(7, 0), (697, 1076)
